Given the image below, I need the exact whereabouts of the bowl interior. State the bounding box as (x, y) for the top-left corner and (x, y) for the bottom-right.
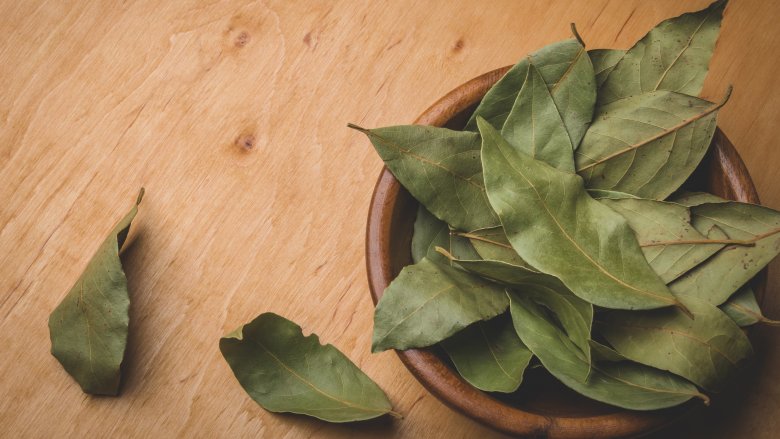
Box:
(366, 67), (764, 437)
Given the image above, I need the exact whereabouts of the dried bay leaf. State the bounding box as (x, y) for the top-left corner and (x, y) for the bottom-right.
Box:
(501, 64), (576, 171)
(720, 286), (779, 327)
(412, 205), (451, 265)
(349, 124), (496, 231)
(598, 0), (727, 105)
(220, 313), (396, 422)
(509, 292), (707, 410)
(478, 118), (682, 311)
(600, 198), (726, 283)
(576, 90), (726, 199)
(465, 37), (595, 147)
(458, 227), (529, 268)
(670, 199), (780, 305)
(372, 258), (508, 352)
(589, 49), (624, 89)
(441, 314), (532, 393)
(48, 189), (144, 395)
(599, 297), (753, 391)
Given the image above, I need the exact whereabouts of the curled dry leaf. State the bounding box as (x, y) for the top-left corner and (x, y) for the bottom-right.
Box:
(220, 313), (396, 422)
(720, 286), (780, 327)
(48, 188), (144, 395)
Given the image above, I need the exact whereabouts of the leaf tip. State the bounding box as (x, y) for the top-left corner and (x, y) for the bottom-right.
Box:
(136, 187), (145, 205)
(347, 123), (369, 134)
(387, 409), (404, 420)
(719, 85), (733, 107)
(698, 392), (711, 406)
(570, 23), (585, 47)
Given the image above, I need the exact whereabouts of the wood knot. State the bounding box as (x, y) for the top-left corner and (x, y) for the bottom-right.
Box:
(234, 31), (250, 48)
(452, 38), (464, 53)
(235, 133), (256, 151)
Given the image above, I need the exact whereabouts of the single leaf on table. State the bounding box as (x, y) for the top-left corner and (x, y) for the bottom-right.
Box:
(598, 0), (727, 105)
(220, 313), (396, 422)
(599, 297), (753, 392)
(48, 188), (144, 395)
(600, 198), (726, 283)
(670, 199), (780, 305)
(441, 314), (532, 393)
(501, 64), (575, 171)
(478, 118), (682, 311)
(372, 258), (508, 352)
(575, 90), (727, 199)
(509, 292), (708, 410)
(720, 286), (779, 327)
(589, 49), (624, 88)
(349, 124), (497, 231)
(465, 37), (595, 147)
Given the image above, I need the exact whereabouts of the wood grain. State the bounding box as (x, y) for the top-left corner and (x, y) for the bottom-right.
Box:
(1, 1), (778, 437)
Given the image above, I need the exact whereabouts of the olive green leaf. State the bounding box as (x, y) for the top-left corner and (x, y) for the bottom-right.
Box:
(457, 227), (530, 268)
(478, 117), (682, 311)
(587, 188), (638, 200)
(598, 0), (727, 105)
(436, 246), (539, 286)
(501, 64), (576, 171)
(589, 49), (624, 88)
(599, 297), (753, 391)
(465, 37), (595, 147)
(600, 198), (726, 283)
(575, 90), (727, 199)
(589, 340), (628, 363)
(670, 199), (780, 305)
(441, 314), (532, 393)
(349, 124), (496, 232)
(220, 313), (396, 422)
(412, 205), (451, 264)
(372, 258), (508, 352)
(674, 191), (730, 207)
(48, 188), (144, 395)
(720, 286), (780, 327)
(509, 292), (707, 410)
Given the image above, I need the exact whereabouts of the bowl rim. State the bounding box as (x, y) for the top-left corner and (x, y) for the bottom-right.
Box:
(365, 66), (763, 438)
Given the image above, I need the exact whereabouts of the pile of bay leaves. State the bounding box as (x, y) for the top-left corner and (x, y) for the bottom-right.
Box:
(353, 0), (780, 410)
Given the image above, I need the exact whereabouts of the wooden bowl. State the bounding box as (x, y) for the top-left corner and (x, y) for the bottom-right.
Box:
(365, 66), (765, 438)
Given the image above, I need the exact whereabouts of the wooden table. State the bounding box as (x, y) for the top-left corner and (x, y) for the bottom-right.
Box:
(2, 1), (778, 437)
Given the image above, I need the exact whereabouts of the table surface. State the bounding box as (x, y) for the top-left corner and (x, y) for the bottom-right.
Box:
(2, 1), (779, 437)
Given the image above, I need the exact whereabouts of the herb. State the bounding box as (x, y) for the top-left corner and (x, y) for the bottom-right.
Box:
(48, 189), (143, 395)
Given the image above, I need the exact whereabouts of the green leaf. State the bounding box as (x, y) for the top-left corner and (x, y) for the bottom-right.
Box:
(670, 199), (780, 305)
(589, 49), (624, 89)
(598, 0), (727, 105)
(412, 205), (450, 264)
(350, 124), (496, 232)
(720, 286), (779, 327)
(436, 246), (540, 286)
(599, 297), (753, 391)
(372, 258), (508, 352)
(587, 188), (639, 200)
(509, 292), (707, 410)
(441, 314), (532, 393)
(466, 38), (595, 147)
(478, 117), (682, 311)
(220, 313), (395, 422)
(501, 64), (576, 171)
(600, 198), (726, 283)
(575, 90), (725, 199)
(48, 188), (144, 395)
(458, 227), (530, 268)
(589, 340), (628, 363)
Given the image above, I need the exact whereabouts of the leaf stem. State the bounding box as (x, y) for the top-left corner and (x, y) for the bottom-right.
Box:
(346, 123), (369, 133)
(570, 23), (585, 47)
(136, 187), (145, 205)
(641, 238), (756, 248)
(453, 232), (513, 249)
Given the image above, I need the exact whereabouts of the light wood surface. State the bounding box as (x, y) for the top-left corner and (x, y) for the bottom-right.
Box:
(1, 1), (778, 437)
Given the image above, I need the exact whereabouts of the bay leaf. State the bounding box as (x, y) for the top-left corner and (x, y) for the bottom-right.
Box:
(441, 314), (532, 393)
(673, 191), (730, 207)
(589, 49), (624, 88)
(598, 0), (727, 105)
(465, 38), (595, 147)
(436, 246), (539, 286)
(589, 340), (628, 363)
(501, 64), (576, 171)
(458, 227), (530, 268)
(509, 292), (707, 410)
(600, 198), (726, 283)
(220, 313), (396, 422)
(349, 124), (496, 231)
(599, 297), (753, 391)
(720, 286), (779, 327)
(575, 90), (726, 199)
(372, 258), (508, 352)
(586, 188), (638, 200)
(670, 200), (780, 305)
(48, 188), (144, 395)
(478, 117), (682, 311)
(411, 205), (450, 265)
